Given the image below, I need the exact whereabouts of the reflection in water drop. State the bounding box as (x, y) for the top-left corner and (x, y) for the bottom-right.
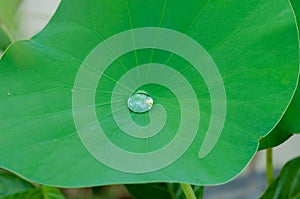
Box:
(127, 93), (153, 113)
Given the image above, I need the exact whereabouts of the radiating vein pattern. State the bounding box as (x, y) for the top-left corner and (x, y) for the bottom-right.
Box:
(72, 27), (226, 173)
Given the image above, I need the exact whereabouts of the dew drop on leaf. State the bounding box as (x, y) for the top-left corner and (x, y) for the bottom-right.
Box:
(127, 93), (153, 113)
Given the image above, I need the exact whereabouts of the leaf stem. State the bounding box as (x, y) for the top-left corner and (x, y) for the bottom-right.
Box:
(266, 148), (274, 185)
(0, 26), (12, 52)
(166, 183), (176, 199)
(180, 183), (197, 199)
(197, 186), (204, 199)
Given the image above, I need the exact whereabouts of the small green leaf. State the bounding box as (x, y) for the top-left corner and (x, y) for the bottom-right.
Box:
(258, 128), (293, 150)
(259, 156), (300, 199)
(2, 186), (65, 199)
(291, 0), (300, 31)
(0, 172), (64, 199)
(0, 172), (34, 198)
(274, 71), (300, 136)
(259, 0), (300, 150)
(125, 183), (174, 199)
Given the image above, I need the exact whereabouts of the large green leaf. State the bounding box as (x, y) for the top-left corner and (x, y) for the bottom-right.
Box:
(0, 0), (298, 186)
(277, 0), (300, 135)
(260, 156), (300, 199)
(259, 0), (300, 150)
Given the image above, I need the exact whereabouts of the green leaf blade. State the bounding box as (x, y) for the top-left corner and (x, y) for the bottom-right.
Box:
(259, 0), (300, 150)
(0, 172), (34, 198)
(2, 186), (65, 199)
(260, 157), (300, 199)
(0, 0), (299, 186)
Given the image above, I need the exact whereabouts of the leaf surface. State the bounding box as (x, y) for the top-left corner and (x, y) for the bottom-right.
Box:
(2, 186), (65, 199)
(259, 0), (300, 150)
(260, 156), (300, 199)
(0, 0), (299, 186)
(0, 172), (34, 198)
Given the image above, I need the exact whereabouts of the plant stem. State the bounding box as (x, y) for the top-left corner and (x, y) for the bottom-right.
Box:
(180, 183), (197, 199)
(0, 26), (12, 51)
(197, 186), (204, 199)
(266, 148), (274, 185)
(166, 183), (176, 199)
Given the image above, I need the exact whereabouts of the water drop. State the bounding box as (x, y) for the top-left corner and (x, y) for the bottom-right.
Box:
(71, 88), (74, 93)
(127, 93), (153, 113)
(7, 91), (12, 96)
